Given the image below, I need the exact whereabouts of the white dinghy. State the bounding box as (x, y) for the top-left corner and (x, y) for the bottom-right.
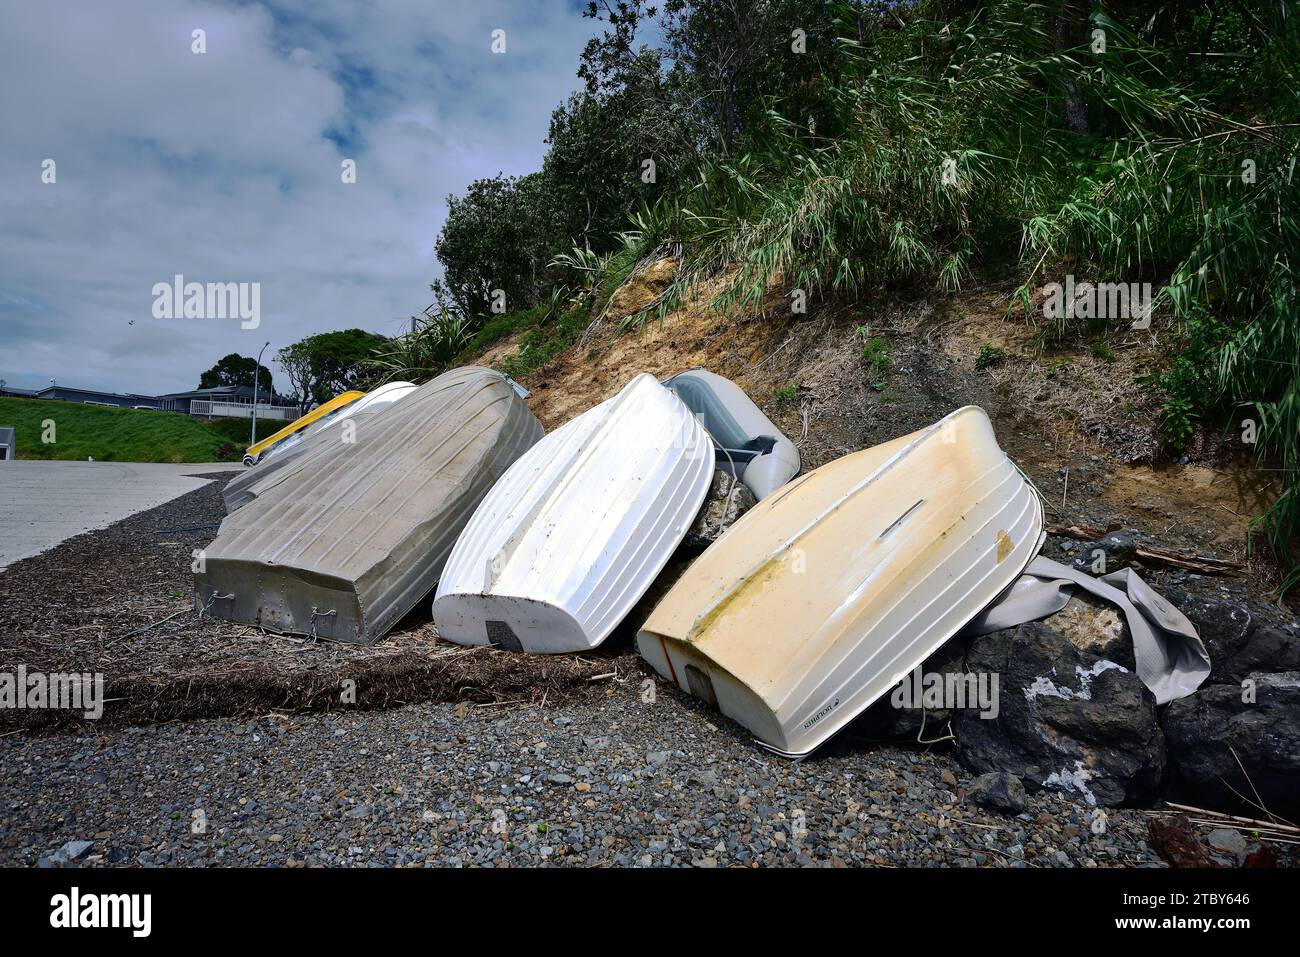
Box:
(636, 406), (1044, 757)
(433, 373), (715, 653)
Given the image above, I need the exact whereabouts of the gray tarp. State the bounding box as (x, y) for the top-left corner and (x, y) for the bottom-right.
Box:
(964, 555), (1210, 704)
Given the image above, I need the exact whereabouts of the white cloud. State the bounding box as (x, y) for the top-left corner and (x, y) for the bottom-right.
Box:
(0, 0), (597, 395)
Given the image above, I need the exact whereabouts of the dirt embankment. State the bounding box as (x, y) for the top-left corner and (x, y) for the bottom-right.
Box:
(489, 265), (1280, 587)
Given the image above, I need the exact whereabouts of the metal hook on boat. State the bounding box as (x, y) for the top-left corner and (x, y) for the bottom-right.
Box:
(198, 589), (234, 621)
(308, 606), (337, 642)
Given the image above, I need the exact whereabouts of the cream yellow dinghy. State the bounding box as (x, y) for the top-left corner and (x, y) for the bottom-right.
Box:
(636, 406), (1044, 758)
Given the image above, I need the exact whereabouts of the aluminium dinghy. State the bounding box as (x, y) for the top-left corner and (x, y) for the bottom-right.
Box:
(663, 368), (800, 499)
(432, 372), (715, 654)
(222, 381), (417, 512)
(636, 406), (1044, 757)
(195, 367), (543, 644)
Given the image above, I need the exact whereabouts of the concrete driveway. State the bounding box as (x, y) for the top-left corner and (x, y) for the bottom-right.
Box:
(0, 460), (244, 570)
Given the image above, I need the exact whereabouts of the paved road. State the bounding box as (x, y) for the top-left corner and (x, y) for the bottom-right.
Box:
(0, 460), (244, 569)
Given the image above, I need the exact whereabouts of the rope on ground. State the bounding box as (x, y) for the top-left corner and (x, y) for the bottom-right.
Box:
(107, 608), (191, 646)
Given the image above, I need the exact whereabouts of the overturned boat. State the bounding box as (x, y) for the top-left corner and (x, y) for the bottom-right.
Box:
(663, 368), (800, 499)
(241, 390), (364, 467)
(223, 381), (417, 512)
(195, 367), (542, 643)
(432, 373), (715, 654)
(636, 406), (1044, 757)
(261, 381), (416, 461)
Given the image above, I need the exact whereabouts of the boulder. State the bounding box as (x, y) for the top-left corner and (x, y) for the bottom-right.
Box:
(1043, 591), (1134, 669)
(1069, 530), (1139, 575)
(1206, 622), (1300, 685)
(1206, 828), (1247, 861)
(954, 622), (1166, 806)
(1245, 844), (1278, 868)
(1162, 671), (1300, 817)
(967, 771), (1027, 815)
(1160, 579), (1300, 684)
(682, 469), (757, 551)
(1146, 816), (1216, 868)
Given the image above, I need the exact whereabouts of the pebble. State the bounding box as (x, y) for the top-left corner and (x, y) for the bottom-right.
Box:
(1206, 828), (1247, 859)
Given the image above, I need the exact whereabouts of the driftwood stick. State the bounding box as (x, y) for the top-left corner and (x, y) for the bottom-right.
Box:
(1183, 821), (1300, 844)
(1045, 524), (1244, 573)
(1163, 802), (1300, 834)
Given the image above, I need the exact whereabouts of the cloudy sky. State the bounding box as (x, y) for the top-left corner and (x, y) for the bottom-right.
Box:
(0, 0), (598, 396)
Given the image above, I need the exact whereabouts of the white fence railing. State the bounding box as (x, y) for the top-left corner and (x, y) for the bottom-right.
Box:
(190, 400), (301, 421)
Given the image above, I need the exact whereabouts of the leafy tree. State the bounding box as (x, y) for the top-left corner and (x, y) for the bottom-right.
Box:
(542, 52), (694, 250)
(198, 353), (274, 393)
(277, 342), (315, 407)
(276, 329), (389, 405)
(433, 52), (696, 318)
(434, 173), (554, 318)
(578, 0), (847, 157)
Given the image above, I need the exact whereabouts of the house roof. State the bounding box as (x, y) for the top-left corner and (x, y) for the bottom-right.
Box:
(36, 386), (158, 402)
(155, 385), (296, 403)
(3, 383), (295, 404)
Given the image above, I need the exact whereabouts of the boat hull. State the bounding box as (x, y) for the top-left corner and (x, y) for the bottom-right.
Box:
(433, 373), (715, 654)
(663, 368), (799, 499)
(257, 383), (400, 463)
(636, 406), (1044, 756)
(223, 381), (416, 512)
(195, 368), (542, 644)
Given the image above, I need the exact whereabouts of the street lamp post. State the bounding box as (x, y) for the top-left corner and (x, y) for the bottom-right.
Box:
(251, 341), (270, 445)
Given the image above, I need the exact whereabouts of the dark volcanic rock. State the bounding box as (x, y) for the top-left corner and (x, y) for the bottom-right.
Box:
(967, 771), (1027, 815)
(1160, 580), (1300, 684)
(1069, 530), (1139, 575)
(954, 622), (1166, 807)
(1207, 624), (1300, 685)
(682, 469), (756, 551)
(1162, 672), (1300, 817)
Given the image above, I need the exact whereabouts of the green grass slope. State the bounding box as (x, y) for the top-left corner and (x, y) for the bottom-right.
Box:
(0, 397), (242, 463)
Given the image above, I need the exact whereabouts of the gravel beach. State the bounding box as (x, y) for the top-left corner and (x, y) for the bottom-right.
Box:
(0, 471), (630, 733)
(2, 468), (1292, 870)
(1, 683), (1168, 868)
